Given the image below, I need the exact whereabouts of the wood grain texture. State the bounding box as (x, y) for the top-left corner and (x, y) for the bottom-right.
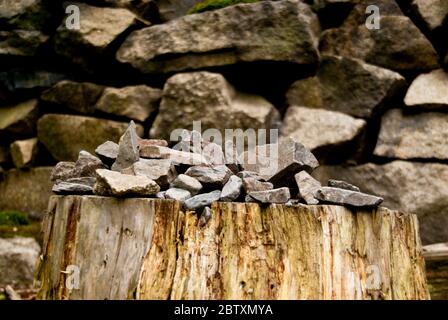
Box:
(37, 196), (429, 300)
(423, 243), (448, 300)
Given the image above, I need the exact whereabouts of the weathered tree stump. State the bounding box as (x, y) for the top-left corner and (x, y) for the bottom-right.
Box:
(36, 195), (429, 300)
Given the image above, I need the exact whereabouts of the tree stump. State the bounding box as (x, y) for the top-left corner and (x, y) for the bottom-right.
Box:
(36, 195), (429, 300)
(423, 243), (448, 300)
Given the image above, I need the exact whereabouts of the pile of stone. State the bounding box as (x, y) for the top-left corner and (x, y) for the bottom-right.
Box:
(51, 121), (383, 222)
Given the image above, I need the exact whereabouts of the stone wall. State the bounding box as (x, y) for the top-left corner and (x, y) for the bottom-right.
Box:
(0, 0), (447, 244)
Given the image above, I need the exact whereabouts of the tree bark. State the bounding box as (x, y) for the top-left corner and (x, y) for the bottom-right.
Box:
(36, 195), (429, 300)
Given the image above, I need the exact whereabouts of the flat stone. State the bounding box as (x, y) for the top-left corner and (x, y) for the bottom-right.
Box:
(170, 174), (202, 196)
(281, 106), (366, 151)
(95, 85), (162, 122)
(328, 179), (360, 192)
(127, 159), (177, 188)
(315, 187), (383, 207)
(140, 145), (209, 166)
(149, 72), (280, 141)
(248, 187), (291, 204)
(185, 165), (232, 186)
(411, 0), (448, 31)
(374, 109), (448, 160)
(138, 138), (168, 149)
(184, 190), (221, 211)
(165, 188), (191, 202)
(198, 206), (212, 228)
(52, 177), (96, 195)
(295, 171), (321, 205)
(95, 141), (119, 166)
(10, 138), (38, 168)
(286, 55), (405, 118)
(220, 175), (243, 202)
(404, 69), (448, 110)
(0, 100), (38, 137)
(111, 121), (140, 171)
(117, 0), (319, 74)
(242, 177), (274, 193)
(94, 169), (160, 197)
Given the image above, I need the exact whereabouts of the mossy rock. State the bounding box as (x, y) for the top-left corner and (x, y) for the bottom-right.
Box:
(188, 0), (260, 14)
(0, 210), (29, 226)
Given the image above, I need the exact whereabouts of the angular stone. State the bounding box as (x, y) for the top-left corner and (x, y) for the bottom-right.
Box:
(41, 81), (105, 114)
(10, 138), (38, 168)
(0, 30), (49, 57)
(242, 177), (274, 193)
(94, 169), (160, 197)
(184, 190), (221, 211)
(374, 109), (448, 160)
(156, 191), (166, 199)
(95, 85), (162, 122)
(138, 138), (168, 149)
(51, 162), (76, 182)
(140, 145), (209, 166)
(315, 187), (383, 207)
(220, 175), (243, 202)
(0, 100), (38, 137)
(126, 159), (177, 188)
(117, 0), (319, 74)
(37, 114), (143, 161)
(95, 141), (119, 166)
(411, 0), (448, 31)
(185, 165), (232, 186)
(111, 121), (140, 171)
(248, 187), (291, 204)
(170, 174), (202, 196)
(341, 0), (404, 26)
(286, 56), (405, 118)
(281, 106), (366, 151)
(198, 206), (212, 228)
(404, 69), (448, 110)
(295, 171), (321, 205)
(54, 3), (136, 65)
(237, 171), (266, 180)
(328, 179), (360, 192)
(0, 238), (40, 289)
(73, 151), (107, 177)
(0, 0), (50, 30)
(165, 188), (191, 202)
(320, 16), (440, 72)
(0, 167), (53, 219)
(312, 161), (448, 244)
(150, 72), (280, 141)
(52, 177), (96, 195)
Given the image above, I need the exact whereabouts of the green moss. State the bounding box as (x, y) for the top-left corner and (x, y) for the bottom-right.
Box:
(0, 210), (29, 226)
(188, 0), (260, 14)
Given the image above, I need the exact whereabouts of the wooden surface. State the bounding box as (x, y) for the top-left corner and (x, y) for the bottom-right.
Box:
(423, 243), (448, 300)
(37, 195), (430, 300)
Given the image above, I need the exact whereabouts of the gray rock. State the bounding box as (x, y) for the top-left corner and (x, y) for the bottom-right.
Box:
(165, 188), (192, 202)
(185, 165), (232, 186)
(170, 174), (202, 196)
(198, 206), (212, 228)
(242, 177), (274, 193)
(127, 158), (177, 188)
(295, 171), (321, 205)
(138, 138), (168, 149)
(328, 179), (360, 192)
(95, 141), (119, 166)
(220, 175), (243, 202)
(10, 138), (38, 169)
(184, 190), (221, 211)
(156, 191), (166, 199)
(374, 109), (448, 160)
(73, 150), (107, 178)
(52, 177), (96, 195)
(94, 169), (160, 197)
(245, 195), (256, 203)
(0, 237), (40, 289)
(411, 0), (448, 31)
(281, 106), (366, 151)
(248, 187), (291, 204)
(315, 187), (383, 207)
(286, 55), (405, 118)
(51, 162), (76, 182)
(111, 121), (140, 171)
(140, 145), (209, 166)
(149, 72), (280, 141)
(117, 0), (319, 74)
(237, 171), (265, 180)
(404, 69), (448, 110)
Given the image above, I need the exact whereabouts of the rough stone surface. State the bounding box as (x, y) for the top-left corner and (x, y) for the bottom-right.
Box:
(94, 169), (160, 197)
(248, 187), (291, 204)
(198, 206), (212, 228)
(184, 190), (221, 211)
(328, 179), (360, 192)
(0, 167), (53, 219)
(140, 145), (209, 166)
(315, 187), (383, 207)
(10, 137), (38, 168)
(0, 237), (40, 289)
(112, 121), (140, 171)
(220, 175), (243, 202)
(138, 138), (168, 149)
(72, 151), (107, 177)
(374, 109), (448, 160)
(95, 141), (119, 165)
(281, 106), (366, 151)
(185, 165), (232, 186)
(117, 0), (319, 74)
(404, 69), (448, 109)
(127, 159), (177, 188)
(295, 171), (321, 205)
(150, 72), (280, 140)
(52, 177), (96, 195)
(286, 56), (405, 118)
(320, 16), (440, 72)
(313, 161), (448, 244)
(165, 188), (191, 202)
(242, 177), (274, 193)
(0, 30), (48, 57)
(157, 0), (202, 21)
(95, 85), (162, 122)
(51, 162), (76, 182)
(0, 0), (50, 30)
(37, 114), (143, 162)
(170, 174), (202, 196)
(411, 0), (448, 31)
(0, 100), (38, 137)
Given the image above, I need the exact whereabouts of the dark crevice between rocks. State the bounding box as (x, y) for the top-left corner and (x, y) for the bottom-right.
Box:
(370, 155), (448, 166)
